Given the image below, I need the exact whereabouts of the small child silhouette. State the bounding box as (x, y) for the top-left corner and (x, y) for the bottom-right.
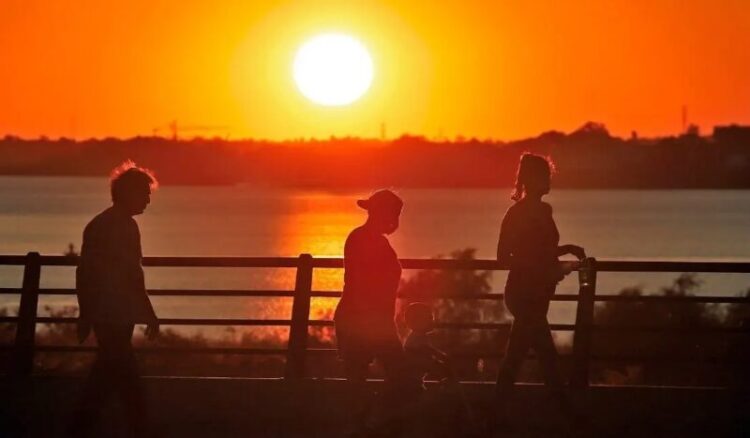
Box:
(403, 302), (453, 385)
(403, 302), (479, 435)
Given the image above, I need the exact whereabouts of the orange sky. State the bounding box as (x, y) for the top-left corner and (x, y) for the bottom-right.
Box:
(1, 0), (748, 140)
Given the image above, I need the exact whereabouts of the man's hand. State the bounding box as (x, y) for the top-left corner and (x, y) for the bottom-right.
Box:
(77, 319), (91, 344)
(145, 321), (160, 341)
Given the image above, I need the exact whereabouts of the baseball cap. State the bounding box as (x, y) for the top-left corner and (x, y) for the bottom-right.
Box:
(356, 189), (403, 212)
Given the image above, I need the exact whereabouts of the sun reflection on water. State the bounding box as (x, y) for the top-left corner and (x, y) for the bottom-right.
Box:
(267, 192), (366, 324)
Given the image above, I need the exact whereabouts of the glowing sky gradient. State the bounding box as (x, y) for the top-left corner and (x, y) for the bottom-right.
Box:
(1, 0), (748, 140)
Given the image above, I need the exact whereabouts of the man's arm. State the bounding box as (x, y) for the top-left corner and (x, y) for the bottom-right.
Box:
(131, 221), (159, 340)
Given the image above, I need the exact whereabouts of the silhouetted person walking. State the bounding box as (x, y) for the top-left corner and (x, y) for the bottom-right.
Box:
(334, 189), (418, 432)
(495, 153), (586, 420)
(70, 161), (160, 437)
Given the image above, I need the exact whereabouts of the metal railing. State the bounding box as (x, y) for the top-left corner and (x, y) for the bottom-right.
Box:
(1, 253), (749, 387)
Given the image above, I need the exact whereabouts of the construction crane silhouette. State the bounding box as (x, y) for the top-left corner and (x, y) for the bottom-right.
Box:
(152, 120), (230, 140)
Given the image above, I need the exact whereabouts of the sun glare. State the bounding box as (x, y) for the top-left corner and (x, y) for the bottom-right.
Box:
(293, 34), (374, 107)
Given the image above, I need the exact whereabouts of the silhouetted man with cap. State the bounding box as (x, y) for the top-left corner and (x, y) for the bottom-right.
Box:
(70, 160), (160, 437)
(334, 189), (419, 432)
(336, 189), (406, 383)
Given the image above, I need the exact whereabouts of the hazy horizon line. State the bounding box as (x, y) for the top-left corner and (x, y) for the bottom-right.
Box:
(3, 120), (746, 144)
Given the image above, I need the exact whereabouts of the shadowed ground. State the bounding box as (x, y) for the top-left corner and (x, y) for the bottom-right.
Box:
(1, 377), (747, 437)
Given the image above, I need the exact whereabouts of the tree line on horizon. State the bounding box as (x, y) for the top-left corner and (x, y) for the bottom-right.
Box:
(2, 122), (750, 189)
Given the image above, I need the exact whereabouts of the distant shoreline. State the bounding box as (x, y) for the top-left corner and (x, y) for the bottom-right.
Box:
(5, 174), (750, 192)
(3, 122), (750, 189)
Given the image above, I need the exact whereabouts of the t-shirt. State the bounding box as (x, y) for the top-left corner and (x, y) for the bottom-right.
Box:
(335, 225), (402, 327)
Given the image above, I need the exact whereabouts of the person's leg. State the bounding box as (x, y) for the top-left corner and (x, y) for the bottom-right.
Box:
(343, 356), (370, 384)
(337, 326), (371, 425)
(336, 320), (369, 384)
(496, 317), (534, 391)
(374, 338), (421, 434)
(530, 318), (564, 390)
(68, 325), (120, 436)
(529, 318), (575, 417)
(336, 322), (376, 433)
(491, 315), (535, 433)
(341, 355), (376, 432)
(379, 334), (421, 397)
(108, 325), (149, 437)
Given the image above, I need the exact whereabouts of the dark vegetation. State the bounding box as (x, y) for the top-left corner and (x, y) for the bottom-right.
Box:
(1, 250), (749, 386)
(2, 123), (750, 188)
(0, 307), (287, 377)
(591, 274), (750, 386)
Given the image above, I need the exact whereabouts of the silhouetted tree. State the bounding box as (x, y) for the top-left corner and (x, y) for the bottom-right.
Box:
(591, 274), (742, 386)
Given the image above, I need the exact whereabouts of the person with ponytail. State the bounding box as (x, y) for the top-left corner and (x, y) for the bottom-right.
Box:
(495, 153), (586, 420)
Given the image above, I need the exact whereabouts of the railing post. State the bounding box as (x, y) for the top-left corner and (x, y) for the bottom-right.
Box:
(285, 254), (313, 381)
(13, 252), (41, 376)
(571, 257), (597, 388)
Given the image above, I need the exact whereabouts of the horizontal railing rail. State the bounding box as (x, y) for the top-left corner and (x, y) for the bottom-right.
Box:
(0, 253), (749, 385)
(4, 254), (750, 271)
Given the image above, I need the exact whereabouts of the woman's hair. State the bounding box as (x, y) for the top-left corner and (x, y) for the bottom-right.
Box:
(110, 160), (158, 202)
(511, 153), (555, 201)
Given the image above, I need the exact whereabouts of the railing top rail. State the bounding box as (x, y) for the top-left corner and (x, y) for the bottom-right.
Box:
(2, 254), (750, 273)
(594, 260), (750, 273)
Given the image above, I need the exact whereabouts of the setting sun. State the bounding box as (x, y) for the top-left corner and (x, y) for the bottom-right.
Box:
(293, 33), (374, 107)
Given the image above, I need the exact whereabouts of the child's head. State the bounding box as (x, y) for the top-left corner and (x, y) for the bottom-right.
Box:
(405, 302), (435, 333)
